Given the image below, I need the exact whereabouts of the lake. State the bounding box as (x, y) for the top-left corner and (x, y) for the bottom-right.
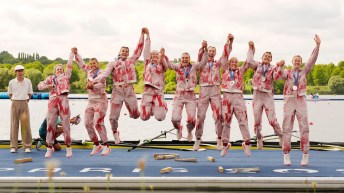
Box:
(1, 94), (343, 143)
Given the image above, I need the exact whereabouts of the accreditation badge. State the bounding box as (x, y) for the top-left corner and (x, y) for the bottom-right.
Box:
(185, 78), (188, 83)
(261, 76), (266, 81)
(230, 81), (235, 85)
(293, 85), (298, 91)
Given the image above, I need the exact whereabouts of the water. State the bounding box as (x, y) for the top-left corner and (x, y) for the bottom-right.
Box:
(1, 95), (343, 143)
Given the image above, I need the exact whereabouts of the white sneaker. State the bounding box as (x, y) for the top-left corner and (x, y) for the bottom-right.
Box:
(187, 131), (193, 142)
(101, 146), (111, 156)
(216, 138), (223, 150)
(90, 145), (103, 156)
(220, 143), (231, 157)
(45, 147), (54, 158)
(114, 132), (120, 144)
(242, 142), (251, 157)
(176, 125), (182, 140)
(10, 148), (17, 153)
(301, 153), (309, 166)
(257, 139), (263, 150)
(193, 139), (201, 151)
(284, 153), (291, 166)
(66, 147), (72, 158)
(25, 148), (31, 153)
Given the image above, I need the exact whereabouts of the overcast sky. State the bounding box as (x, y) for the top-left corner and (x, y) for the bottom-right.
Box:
(1, 0), (343, 65)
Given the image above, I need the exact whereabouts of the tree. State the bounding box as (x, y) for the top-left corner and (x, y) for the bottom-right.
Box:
(25, 61), (44, 72)
(338, 61), (344, 68)
(25, 68), (43, 91)
(0, 68), (13, 91)
(54, 57), (65, 64)
(273, 80), (284, 94)
(312, 65), (328, 86)
(42, 63), (56, 77)
(0, 51), (17, 64)
(328, 76), (344, 94)
(39, 56), (52, 65)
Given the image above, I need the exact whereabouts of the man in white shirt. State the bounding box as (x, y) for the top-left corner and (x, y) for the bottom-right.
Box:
(8, 65), (33, 153)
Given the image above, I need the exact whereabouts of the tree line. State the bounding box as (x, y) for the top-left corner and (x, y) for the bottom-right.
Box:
(1, 50), (344, 94)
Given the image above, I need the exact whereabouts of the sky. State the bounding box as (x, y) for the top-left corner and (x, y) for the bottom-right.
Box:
(1, 0), (343, 65)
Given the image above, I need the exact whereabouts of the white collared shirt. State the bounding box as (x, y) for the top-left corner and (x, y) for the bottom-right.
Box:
(8, 78), (33, 100)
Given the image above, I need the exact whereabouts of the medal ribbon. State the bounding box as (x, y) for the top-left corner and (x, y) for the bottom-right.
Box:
(208, 61), (213, 69)
(262, 64), (270, 77)
(182, 65), (192, 79)
(92, 68), (100, 79)
(229, 70), (235, 81)
(293, 70), (300, 86)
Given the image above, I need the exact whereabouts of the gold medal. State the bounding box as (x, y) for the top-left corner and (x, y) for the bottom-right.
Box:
(261, 76), (266, 81)
(230, 81), (235, 85)
(293, 85), (297, 91)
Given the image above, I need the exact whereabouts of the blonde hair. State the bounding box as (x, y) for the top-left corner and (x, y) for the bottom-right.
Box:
(229, 57), (238, 63)
(54, 64), (64, 74)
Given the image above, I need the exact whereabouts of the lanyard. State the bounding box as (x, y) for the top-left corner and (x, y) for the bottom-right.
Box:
(208, 61), (214, 69)
(53, 76), (57, 87)
(92, 69), (100, 79)
(150, 63), (157, 68)
(182, 65), (192, 78)
(229, 70), (235, 81)
(292, 70), (300, 86)
(262, 64), (270, 77)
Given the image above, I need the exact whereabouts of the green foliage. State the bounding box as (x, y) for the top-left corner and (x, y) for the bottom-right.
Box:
(42, 63), (56, 77)
(307, 86), (331, 95)
(0, 68), (14, 91)
(39, 56), (53, 65)
(25, 61), (44, 72)
(1, 50), (344, 94)
(0, 51), (17, 64)
(25, 68), (43, 91)
(338, 61), (344, 68)
(328, 76), (344, 94)
(312, 65), (329, 86)
(273, 80), (285, 94)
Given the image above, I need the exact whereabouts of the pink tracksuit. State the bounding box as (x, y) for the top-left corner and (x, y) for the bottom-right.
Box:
(93, 34), (144, 133)
(246, 49), (283, 140)
(38, 53), (74, 146)
(195, 43), (232, 140)
(281, 44), (320, 154)
(165, 52), (208, 133)
(140, 37), (168, 121)
(75, 54), (109, 145)
(221, 62), (251, 144)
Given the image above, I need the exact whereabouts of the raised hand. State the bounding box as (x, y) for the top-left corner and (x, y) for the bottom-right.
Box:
(202, 40), (208, 50)
(87, 82), (94, 90)
(142, 27), (149, 35)
(228, 33), (234, 42)
(314, 34), (321, 45)
(71, 47), (78, 54)
(277, 60), (285, 67)
(160, 47), (165, 56)
(248, 41), (255, 49)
